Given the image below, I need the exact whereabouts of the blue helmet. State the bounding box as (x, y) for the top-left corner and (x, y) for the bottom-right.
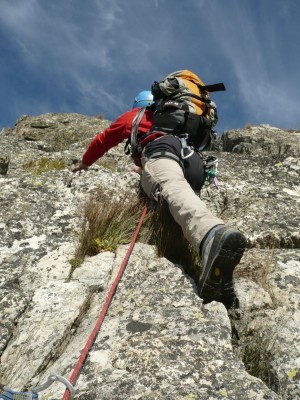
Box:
(132, 90), (154, 109)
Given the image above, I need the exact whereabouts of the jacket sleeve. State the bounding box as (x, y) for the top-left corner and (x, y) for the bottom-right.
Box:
(82, 109), (153, 166)
(82, 112), (133, 166)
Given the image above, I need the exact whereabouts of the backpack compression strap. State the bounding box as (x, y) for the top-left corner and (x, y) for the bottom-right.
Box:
(197, 82), (226, 92)
(183, 78), (226, 93)
(164, 82), (226, 104)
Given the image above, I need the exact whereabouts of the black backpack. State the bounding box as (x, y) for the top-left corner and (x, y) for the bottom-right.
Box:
(125, 70), (225, 165)
(150, 69), (225, 150)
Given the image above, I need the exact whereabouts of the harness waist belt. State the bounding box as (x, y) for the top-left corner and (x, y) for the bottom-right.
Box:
(144, 150), (184, 169)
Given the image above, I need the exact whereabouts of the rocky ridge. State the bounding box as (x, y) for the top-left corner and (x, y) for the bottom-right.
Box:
(0, 114), (299, 399)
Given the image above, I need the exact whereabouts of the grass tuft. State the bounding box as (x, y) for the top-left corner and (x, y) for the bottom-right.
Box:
(68, 257), (82, 277)
(24, 157), (67, 175)
(147, 197), (200, 281)
(74, 189), (146, 262)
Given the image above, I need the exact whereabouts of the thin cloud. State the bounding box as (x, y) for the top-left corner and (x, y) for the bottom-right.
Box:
(199, 0), (300, 129)
(0, 0), (299, 131)
(0, 0), (126, 118)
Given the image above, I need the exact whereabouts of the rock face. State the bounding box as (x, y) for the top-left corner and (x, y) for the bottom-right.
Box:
(221, 125), (300, 158)
(0, 115), (299, 399)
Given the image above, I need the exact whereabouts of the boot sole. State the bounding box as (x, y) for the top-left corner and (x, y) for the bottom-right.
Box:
(198, 228), (246, 307)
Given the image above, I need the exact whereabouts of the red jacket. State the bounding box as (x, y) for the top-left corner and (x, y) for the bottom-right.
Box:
(82, 108), (154, 166)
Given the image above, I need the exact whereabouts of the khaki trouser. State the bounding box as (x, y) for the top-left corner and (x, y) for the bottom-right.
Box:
(141, 155), (224, 252)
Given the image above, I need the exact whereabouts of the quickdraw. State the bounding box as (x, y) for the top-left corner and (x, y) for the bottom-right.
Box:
(0, 375), (75, 400)
(202, 154), (219, 189)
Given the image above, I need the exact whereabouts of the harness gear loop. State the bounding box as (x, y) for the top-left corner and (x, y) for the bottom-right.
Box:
(62, 206), (148, 400)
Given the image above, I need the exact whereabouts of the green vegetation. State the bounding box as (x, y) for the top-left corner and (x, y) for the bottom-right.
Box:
(233, 245), (281, 392)
(96, 159), (117, 172)
(235, 245), (276, 304)
(241, 336), (278, 391)
(50, 130), (77, 151)
(73, 190), (146, 262)
(24, 157), (67, 175)
(68, 257), (82, 277)
(71, 187), (200, 279)
(147, 197), (200, 281)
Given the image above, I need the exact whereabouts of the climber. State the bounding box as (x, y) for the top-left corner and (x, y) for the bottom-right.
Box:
(72, 89), (247, 309)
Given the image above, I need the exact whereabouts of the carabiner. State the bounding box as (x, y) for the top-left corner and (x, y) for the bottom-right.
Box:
(30, 375), (75, 400)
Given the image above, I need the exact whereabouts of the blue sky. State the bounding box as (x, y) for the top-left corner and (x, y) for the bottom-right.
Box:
(0, 0), (299, 135)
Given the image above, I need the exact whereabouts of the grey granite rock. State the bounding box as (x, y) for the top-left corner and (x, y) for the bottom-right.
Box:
(0, 115), (299, 399)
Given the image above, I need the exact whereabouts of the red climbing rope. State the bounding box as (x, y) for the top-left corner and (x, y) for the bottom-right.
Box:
(62, 206), (148, 400)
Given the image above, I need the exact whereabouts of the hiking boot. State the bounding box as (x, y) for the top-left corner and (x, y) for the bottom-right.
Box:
(198, 225), (247, 309)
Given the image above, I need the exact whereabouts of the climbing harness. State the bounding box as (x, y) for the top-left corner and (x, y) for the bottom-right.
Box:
(143, 134), (219, 193)
(62, 206), (148, 400)
(0, 375), (75, 400)
(144, 148), (184, 170)
(177, 132), (219, 190)
(1, 207), (147, 400)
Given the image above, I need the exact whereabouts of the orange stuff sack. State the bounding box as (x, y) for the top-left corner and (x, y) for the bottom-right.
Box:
(151, 70), (226, 150)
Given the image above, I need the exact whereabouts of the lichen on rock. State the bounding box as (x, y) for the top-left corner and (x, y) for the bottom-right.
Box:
(0, 115), (299, 399)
